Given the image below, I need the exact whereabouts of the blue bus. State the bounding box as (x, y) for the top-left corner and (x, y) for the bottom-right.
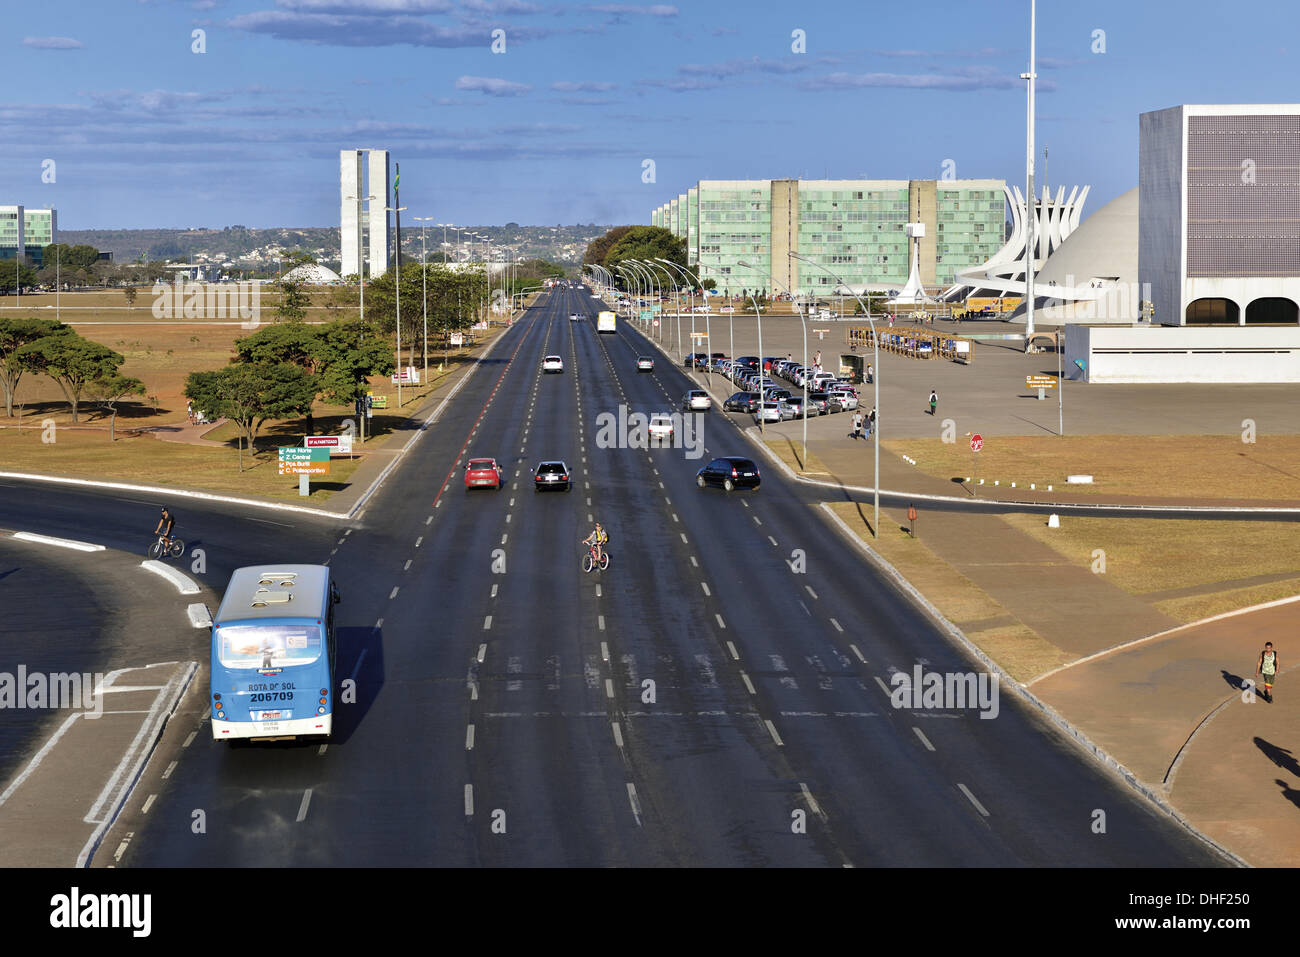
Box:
(210, 565), (340, 742)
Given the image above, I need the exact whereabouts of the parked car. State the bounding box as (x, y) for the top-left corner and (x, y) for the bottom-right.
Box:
(684, 352), (708, 368)
(533, 461), (572, 491)
(696, 456), (761, 491)
(807, 391), (832, 415)
(827, 389), (859, 412)
(784, 395), (811, 418)
(636, 356), (654, 372)
(542, 355), (564, 373)
(464, 457), (503, 490)
(648, 414), (674, 440)
(724, 392), (761, 413)
(754, 401), (784, 424)
(683, 390), (712, 412)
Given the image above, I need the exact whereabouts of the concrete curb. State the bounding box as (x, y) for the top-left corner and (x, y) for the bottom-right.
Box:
(140, 560), (200, 595)
(817, 502), (1248, 868)
(77, 661), (198, 868)
(186, 603), (212, 629)
(11, 531), (105, 552)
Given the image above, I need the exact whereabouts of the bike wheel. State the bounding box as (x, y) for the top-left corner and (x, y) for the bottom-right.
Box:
(168, 539), (185, 558)
(582, 554), (594, 573)
(147, 541), (163, 560)
(599, 552), (610, 570)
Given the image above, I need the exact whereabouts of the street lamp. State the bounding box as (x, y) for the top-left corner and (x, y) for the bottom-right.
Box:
(789, 253), (880, 539)
(414, 216), (436, 385)
(655, 258), (694, 362)
(737, 263), (780, 445)
(439, 224), (452, 264)
(343, 192), (379, 332)
(386, 204), (407, 407)
(1022, 0), (1038, 342)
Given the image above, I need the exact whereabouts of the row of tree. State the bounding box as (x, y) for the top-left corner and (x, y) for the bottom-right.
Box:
(0, 319), (143, 430)
(582, 226), (714, 292)
(183, 319), (395, 470)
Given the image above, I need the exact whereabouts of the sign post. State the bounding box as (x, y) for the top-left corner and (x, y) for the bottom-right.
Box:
(970, 433), (983, 497)
(279, 446), (330, 497)
(1025, 374), (1057, 401)
(907, 503), (918, 539)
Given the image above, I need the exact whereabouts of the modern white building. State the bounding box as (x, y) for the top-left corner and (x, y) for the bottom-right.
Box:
(339, 149), (391, 279)
(1140, 104), (1300, 327)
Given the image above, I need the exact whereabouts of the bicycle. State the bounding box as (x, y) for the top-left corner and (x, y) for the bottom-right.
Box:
(147, 535), (185, 560)
(581, 541), (610, 573)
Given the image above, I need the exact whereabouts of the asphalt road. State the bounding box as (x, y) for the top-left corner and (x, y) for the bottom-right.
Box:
(0, 286), (1227, 866)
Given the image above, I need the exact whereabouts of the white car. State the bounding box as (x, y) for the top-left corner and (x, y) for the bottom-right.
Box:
(542, 355), (564, 373)
(755, 401), (785, 424)
(682, 390), (712, 411)
(636, 356), (654, 372)
(569, 313), (582, 321)
(648, 414), (674, 440)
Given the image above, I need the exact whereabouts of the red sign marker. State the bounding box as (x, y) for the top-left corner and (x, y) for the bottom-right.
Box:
(970, 434), (983, 452)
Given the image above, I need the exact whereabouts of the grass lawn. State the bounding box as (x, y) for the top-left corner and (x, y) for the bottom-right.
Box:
(763, 438), (832, 475)
(1000, 513), (1300, 623)
(883, 434), (1300, 502)
(827, 501), (1074, 682)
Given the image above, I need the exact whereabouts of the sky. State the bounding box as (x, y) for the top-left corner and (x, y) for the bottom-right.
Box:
(6, 0), (1298, 230)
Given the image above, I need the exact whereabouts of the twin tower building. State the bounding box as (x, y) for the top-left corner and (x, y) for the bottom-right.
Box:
(339, 149), (391, 280)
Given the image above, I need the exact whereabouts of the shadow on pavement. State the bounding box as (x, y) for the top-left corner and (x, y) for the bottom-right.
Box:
(1256, 737), (1300, 777)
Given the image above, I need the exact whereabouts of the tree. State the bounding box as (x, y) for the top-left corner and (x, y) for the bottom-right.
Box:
(0, 318), (71, 417)
(275, 278), (310, 322)
(311, 319), (395, 405)
(124, 287), (138, 310)
(583, 226), (636, 266)
(0, 259), (38, 294)
(604, 226), (687, 277)
(14, 333), (126, 423)
(86, 373), (145, 441)
(184, 363), (318, 471)
(234, 321), (320, 372)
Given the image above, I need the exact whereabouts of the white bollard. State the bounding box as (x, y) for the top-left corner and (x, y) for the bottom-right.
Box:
(1047, 514), (1060, 528)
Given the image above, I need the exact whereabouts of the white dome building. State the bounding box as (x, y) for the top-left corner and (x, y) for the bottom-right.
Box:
(282, 263), (342, 284)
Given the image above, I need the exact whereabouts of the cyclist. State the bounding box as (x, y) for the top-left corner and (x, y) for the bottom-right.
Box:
(155, 506), (176, 550)
(581, 522), (609, 565)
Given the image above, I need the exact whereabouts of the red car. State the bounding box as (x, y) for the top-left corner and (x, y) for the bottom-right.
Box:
(464, 457), (503, 490)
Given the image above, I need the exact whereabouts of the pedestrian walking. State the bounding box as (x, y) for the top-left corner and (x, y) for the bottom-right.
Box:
(928, 389), (937, 416)
(851, 412), (862, 440)
(186, 400), (194, 425)
(1257, 641), (1279, 702)
(863, 408), (873, 439)
(866, 363), (873, 385)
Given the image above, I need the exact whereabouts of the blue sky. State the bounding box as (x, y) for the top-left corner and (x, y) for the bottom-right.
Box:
(6, 0), (1297, 229)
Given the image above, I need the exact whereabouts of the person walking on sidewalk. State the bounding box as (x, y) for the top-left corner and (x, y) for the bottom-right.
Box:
(867, 406), (876, 438)
(851, 411), (862, 440)
(1257, 642), (1279, 702)
(928, 389), (938, 416)
(866, 363), (873, 385)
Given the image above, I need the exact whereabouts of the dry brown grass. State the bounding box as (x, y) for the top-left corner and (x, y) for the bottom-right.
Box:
(827, 501), (1074, 681)
(883, 434), (1300, 502)
(763, 438), (832, 475)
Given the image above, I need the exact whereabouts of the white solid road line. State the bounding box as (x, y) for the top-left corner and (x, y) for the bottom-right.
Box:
(957, 783), (990, 817)
(12, 531), (105, 552)
(913, 727), (936, 752)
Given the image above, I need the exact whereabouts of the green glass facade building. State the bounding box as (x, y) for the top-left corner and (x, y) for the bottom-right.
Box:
(0, 206), (58, 264)
(653, 179), (1005, 297)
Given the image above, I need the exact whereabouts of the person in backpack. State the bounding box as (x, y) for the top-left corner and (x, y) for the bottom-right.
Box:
(929, 389), (938, 416)
(581, 522), (609, 565)
(1257, 641), (1279, 702)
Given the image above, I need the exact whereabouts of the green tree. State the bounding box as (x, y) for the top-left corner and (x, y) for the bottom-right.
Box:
(604, 226), (687, 277)
(0, 259), (38, 294)
(86, 373), (146, 441)
(312, 318), (395, 405)
(124, 287), (138, 310)
(184, 363), (319, 471)
(275, 278), (310, 322)
(235, 321), (320, 372)
(0, 318), (71, 417)
(583, 226), (636, 266)
(14, 332), (126, 423)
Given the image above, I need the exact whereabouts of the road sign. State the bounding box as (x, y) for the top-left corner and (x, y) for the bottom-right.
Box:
(970, 434), (983, 452)
(370, 395), (388, 409)
(279, 447), (329, 462)
(306, 434), (353, 454)
(653, 319), (659, 327)
(278, 461), (330, 476)
(640, 310), (653, 321)
(1025, 375), (1058, 390)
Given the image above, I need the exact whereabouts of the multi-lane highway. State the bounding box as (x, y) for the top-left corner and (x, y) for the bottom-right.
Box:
(0, 287), (1227, 866)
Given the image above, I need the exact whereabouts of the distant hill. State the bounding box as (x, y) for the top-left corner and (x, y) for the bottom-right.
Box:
(57, 224), (613, 272)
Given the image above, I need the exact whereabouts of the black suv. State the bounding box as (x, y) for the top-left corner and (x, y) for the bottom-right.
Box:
(696, 456), (761, 491)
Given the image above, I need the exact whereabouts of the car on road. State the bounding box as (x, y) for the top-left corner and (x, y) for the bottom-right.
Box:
(696, 456), (761, 492)
(648, 414), (675, 440)
(636, 356), (654, 372)
(542, 355), (564, 373)
(569, 313), (582, 321)
(464, 457), (504, 490)
(683, 390), (711, 412)
(533, 461), (572, 491)
(723, 391), (760, 413)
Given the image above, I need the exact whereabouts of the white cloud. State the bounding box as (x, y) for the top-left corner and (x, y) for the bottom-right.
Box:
(454, 75), (532, 96)
(23, 36), (85, 49)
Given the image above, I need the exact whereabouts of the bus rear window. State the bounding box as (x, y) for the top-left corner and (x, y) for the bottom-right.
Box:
(217, 624), (323, 670)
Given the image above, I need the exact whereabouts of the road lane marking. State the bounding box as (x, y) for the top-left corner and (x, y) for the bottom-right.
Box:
(764, 719), (784, 746)
(490, 584), (498, 598)
(800, 783), (826, 821)
(715, 613), (726, 629)
(466, 725), (475, 750)
(690, 556), (698, 567)
(850, 644), (867, 663)
(753, 515), (762, 526)
(612, 722), (624, 748)
(389, 587), (399, 599)
(805, 585), (818, 600)
(958, 783), (989, 817)
(680, 533), (688, 543)
(141, 795), (156, 814)
(740, 671), (756, 695)
(161, 761), (177, 780)
(700, 582), (711, 596)
(598, 615), (606, 631)
(600, 641), (609, 661)
(626, 783), (642, 826)
(483, 616), (492, 630)
(874, 676), (891, 696)
(726, 641), (739, 660)
(464, 785), (474, 817)
(404, 559), (412, 571)
(426, 516), (433, 525)
(296, 789), (312, 822)
(830, 618), (844, 633)
(415, 536), (423, 548)
(182, 731), (197, 748)
(913, 727), (936, 752)
(605, 679), (615, 699)
(768, 536), (778, 546)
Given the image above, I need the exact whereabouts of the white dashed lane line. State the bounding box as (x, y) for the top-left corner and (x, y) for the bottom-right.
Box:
(849, 644), (867, 663)
(913, 727), (936, 752)
(296, 789), (312, 822)
(957, 783), (990, 817)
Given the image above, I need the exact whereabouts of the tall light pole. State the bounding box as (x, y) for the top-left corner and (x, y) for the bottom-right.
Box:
(790, 253), (880, 539)
(655, 258), (695, 361)
(439, 223), (451, 264)
(386, 204), (408, 406)
(739, 261), (794, 457)
(344, 192), (379, 332)
(1021, 0), (1038, 342)
(414, 216), (435, 385)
